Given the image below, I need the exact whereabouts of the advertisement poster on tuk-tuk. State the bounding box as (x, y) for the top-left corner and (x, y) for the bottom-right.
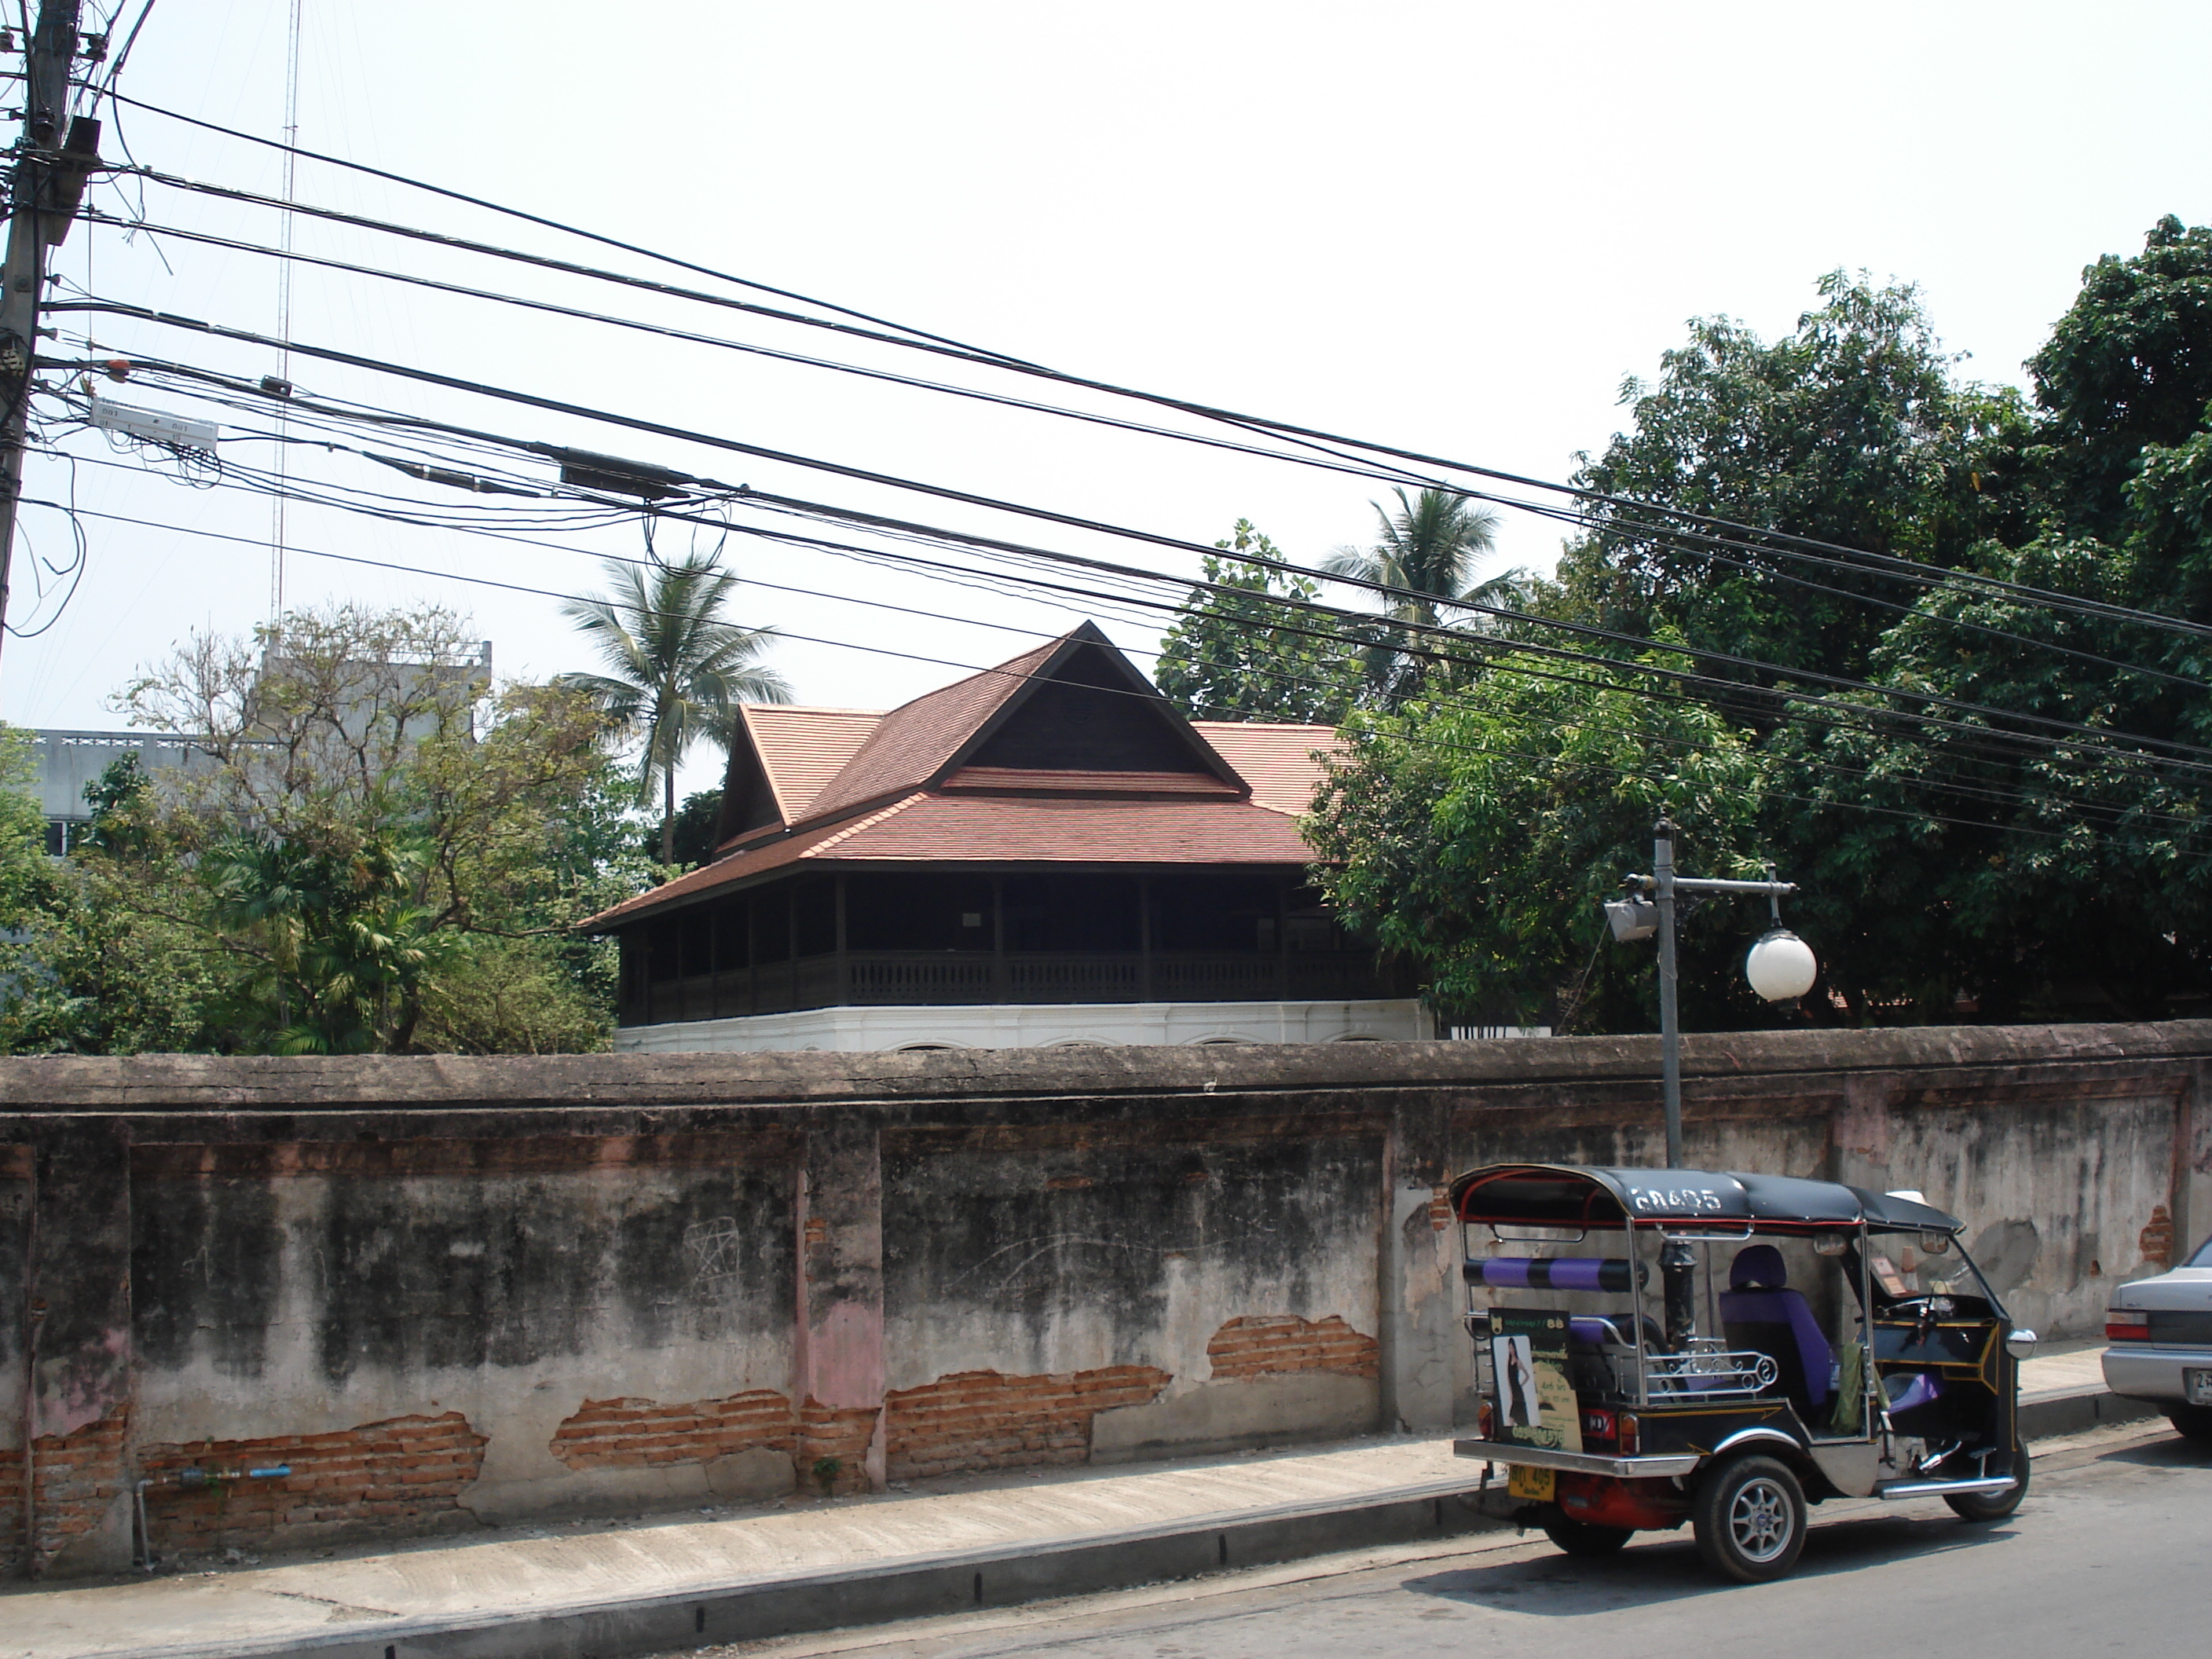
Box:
(1488, 1309), (1583, 1453)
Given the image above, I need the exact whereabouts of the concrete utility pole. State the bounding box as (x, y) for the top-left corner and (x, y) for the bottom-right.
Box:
(0, 1), (96, 674)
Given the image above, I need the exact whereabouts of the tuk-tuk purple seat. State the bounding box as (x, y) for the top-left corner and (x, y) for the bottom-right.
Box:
(1718, 1244), (1833, 1415)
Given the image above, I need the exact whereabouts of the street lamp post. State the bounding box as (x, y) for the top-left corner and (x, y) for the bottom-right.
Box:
(1606, 816), (1817, 1167)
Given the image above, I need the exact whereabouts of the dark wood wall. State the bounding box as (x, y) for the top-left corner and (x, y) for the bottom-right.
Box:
(616, 869), (1406, 1026)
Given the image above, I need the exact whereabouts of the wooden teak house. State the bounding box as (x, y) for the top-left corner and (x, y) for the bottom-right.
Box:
(588, 624), (1424, 1051)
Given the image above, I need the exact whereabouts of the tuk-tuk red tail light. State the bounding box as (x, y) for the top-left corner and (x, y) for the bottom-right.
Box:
(2105, 1308), (2150, 1342)
(1478, 1401), (1495, 1441)
(1618, 1413), (1639, 1455)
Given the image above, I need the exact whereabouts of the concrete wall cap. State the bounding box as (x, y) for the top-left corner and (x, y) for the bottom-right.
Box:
(1, 1018), (2209, 1113)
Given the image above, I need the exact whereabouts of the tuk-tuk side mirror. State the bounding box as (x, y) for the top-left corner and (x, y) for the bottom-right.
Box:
(1812, 1234), (1848, 1257)
(2006, 1328), (2038, 1361)
(1919, 1230), (1953, 1255)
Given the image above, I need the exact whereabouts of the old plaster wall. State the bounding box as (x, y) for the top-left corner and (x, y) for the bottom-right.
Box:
(880, 1111), (1386, 1471)
(127, 1133), (800, 1529)
(2, 1020), (2210, 1577)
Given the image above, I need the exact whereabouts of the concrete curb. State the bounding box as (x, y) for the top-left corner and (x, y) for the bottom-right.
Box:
(139, 1475), (1503, 1659)
(62, 1390), (2167, 1659)
(2018, 1386), (2159, 1440)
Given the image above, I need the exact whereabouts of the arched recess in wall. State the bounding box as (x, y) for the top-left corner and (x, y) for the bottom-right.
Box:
(891, 1041), (964, 1053)
(1190, 1035), (1257, 1046)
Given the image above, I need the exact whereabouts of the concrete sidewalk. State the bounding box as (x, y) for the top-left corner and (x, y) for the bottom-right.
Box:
(0, 1347), (2159, 1659)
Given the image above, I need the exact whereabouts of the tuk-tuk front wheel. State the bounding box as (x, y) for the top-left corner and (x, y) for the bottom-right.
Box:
(1945, 1445), (2031, 1521)
(1540, 1518), (1633, 1557)
(1692, 1456), (1807, 1583)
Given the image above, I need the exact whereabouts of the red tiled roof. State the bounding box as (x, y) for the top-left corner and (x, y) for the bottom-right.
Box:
(580, 629), (1351, 932)
(797, 635), (1060, 823)
(835, 795), (1312, 862)
(1192, 722), (1341, 815)
(584, 794), (1316, 927)
(739, 705), (881, 822)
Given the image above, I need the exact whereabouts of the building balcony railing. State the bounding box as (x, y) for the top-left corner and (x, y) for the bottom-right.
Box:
(628, 947), (1405, 1025)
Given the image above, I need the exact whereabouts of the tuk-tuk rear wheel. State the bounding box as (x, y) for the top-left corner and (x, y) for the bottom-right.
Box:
(1540, 1518), (1633, 1557)
(1944, 1445), (2030, 1521)
(1691, 1455), (1807, 1583)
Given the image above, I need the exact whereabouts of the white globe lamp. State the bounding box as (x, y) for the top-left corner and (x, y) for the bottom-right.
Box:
(1744, 928), (1818, 1003)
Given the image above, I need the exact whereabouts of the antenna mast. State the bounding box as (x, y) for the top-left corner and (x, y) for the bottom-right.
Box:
(269, 0), (302, 636)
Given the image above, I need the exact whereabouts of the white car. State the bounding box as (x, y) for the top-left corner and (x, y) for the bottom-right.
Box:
(2102, 1233), (2212, 1441)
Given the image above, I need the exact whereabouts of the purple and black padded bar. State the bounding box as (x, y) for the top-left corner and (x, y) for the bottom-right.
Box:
(1463, 1256), (1635, 1293)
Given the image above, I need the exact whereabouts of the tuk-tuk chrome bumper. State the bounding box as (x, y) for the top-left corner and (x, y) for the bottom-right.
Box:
(1452, 1438), (1702, 1479)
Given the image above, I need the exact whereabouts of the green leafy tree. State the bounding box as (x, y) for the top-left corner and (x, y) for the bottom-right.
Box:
(19, 602), (640, 1055)
(1155, 521), (1367, 723)
(561, 556), (791, 862)
(1324, 488), (1527, 701)
(1304, 649), (1773, 1030)
(1769, 533), (2212, 1021)
(196, 830), (446, 1053)
(1557, 228), (2212, 1024)
(2025, 215), (2212, 541)
(1301, 229), (2212, 1031)
(647, 787), (726, 870)
(1558, 273), (2027, 683)
(0, 750), (236, 1053)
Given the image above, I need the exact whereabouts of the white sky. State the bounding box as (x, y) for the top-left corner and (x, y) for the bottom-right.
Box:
(5, 0), (2210, 802)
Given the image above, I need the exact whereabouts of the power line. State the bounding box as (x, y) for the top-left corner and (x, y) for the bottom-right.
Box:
(49, 335), (2212, 834)
(95, 96), (1042, 366)
(30, 489), (2157, 851)
(64, 211), (2212, 694)
(56, 312), (2212, 776)
(35, 431), (2212, 843)
(93, 159), (2212, 655)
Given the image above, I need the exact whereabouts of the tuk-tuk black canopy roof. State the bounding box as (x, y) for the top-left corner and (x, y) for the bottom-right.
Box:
(1448, 1163), (1964, 1236)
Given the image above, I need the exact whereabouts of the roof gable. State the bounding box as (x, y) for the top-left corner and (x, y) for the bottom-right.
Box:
(797, 624), (1241, 827)
(961, 634), (1237, 782)
(714, 705), (883, 846)
(792, 636), (1059, 826)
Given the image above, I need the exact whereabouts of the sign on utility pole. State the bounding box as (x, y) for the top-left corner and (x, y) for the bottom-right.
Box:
(0, 1), (99, 673)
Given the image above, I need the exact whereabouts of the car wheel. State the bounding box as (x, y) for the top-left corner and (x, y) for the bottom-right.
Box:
(1541, 1518), (1634, 1557)
(1945, 1445), (2030, 1522)
(2168, 1405), (2212, 1444)
(1692, 1455), (1807, 1583)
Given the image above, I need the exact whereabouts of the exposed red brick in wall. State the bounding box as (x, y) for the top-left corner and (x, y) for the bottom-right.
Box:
(0, 1448), (17, 1575)
(884, 1365), (1171, 1480)
(2141, 1203), (2174, 1268)
(800, 1397), (881, 1494)
(550, 1390), (797, 1471)
(137, 1412), (488, 1554)
(1207, 1315), (1379, 1382)
(0, 1408), (132, 1575)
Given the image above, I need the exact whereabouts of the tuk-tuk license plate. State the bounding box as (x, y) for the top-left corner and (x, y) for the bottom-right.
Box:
(2187, 1368), (2212, 1406)
(1507, 1464), (1556, 1501)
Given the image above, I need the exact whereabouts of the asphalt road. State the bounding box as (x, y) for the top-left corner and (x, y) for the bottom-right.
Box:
(733, 1424), (2207, 1659)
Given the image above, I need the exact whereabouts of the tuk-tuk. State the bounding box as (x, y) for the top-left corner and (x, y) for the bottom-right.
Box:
(1451, 1162), (2037, 1582)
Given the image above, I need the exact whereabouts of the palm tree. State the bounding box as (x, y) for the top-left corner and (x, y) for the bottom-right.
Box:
(561, 556), (791, 862)
(1324, 486), (1528, 700)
